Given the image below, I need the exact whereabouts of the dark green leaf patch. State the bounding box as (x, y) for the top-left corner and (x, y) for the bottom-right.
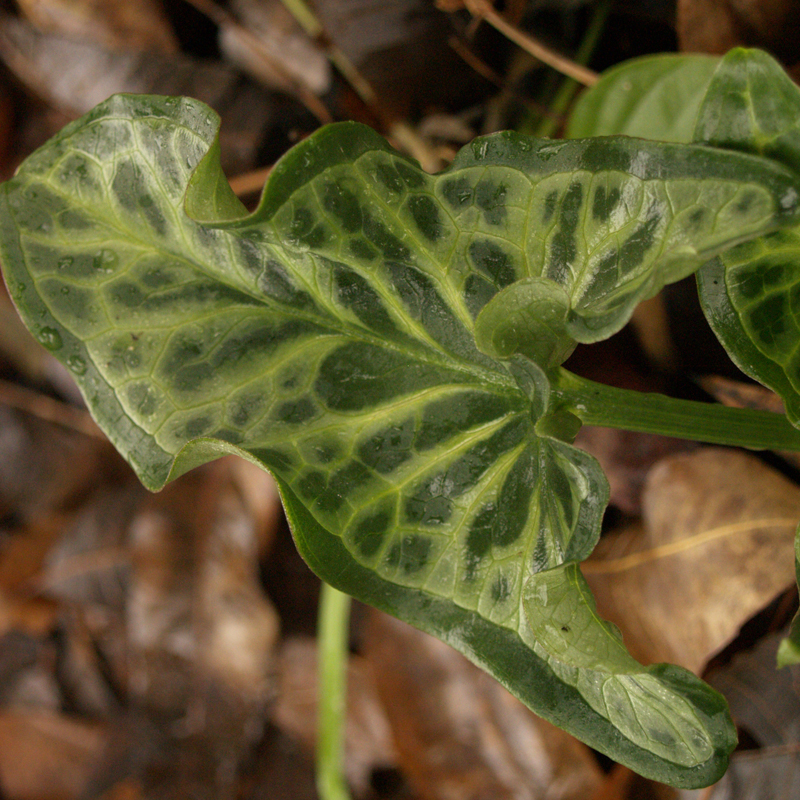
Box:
(111, 160), (169, 236)
(542, 189), (559, 224)
(468, 239), (517, 289)
(375, 162), (405, 194)
(475, 179), (508, 226)
(363, 212), (411, 261)
(257, 257), (317, 309)
(314, 341), (455, 412)
(406, 194), (445, 241)
(314, 460), (375, 514)
(415, 391), (515, 452)
(358, 416), (416, 474)
(333, 263), (403, 339)
(274, 397), (318, 425)
(395, 161), (425, 189)
(387, 262), (491, 365)
(547, 181), (583, 284)
(385, 534), (433, 576)
(349, 501), (397, 558)
(441, 176), (473, 210)
(591, 184), (622, 222)
(286, 205), (328, 248)
(322, 178), (363, 233)
(404, 417), (527, 528)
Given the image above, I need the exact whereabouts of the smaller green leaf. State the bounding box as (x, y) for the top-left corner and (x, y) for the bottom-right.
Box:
(694, 49), (800, 427)
(778, 527), (800, 668)
(694, 49), (800, 175)
(567, 54), (720, 142)
(474, 277), (575, 367)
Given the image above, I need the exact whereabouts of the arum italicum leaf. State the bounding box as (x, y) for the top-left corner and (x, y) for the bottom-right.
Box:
(692, 49), (800, 667)
(2, 95), (800, 786)
(695, 49), (800, 427)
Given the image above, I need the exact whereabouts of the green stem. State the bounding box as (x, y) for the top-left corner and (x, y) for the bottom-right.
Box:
(316, 582), (353, 800)
(553, 368), (800, 452)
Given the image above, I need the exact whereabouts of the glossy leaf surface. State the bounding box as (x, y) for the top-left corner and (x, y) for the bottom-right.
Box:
(777, 530), (800, 667)
(1, 94), (797, 785)
(567, 53), (720, 143)
(695, 49), (800, 427)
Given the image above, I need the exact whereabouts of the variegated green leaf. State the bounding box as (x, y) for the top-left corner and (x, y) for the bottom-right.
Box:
(777, 528), (800, 667)
(691, 49), (800, 672)
(2, 94), (797, 786)
(695, 49), (800, 427)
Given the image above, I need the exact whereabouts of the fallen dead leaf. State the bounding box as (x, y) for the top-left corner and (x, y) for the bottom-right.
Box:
(677, 0), (800, 62)
(126, 459), (280, 708)
(363, 609), (604, 800)
(584, 447), (800, 672)
(0, 710), (106, 800)
(219, 0), (331, 95)
(684, 631), (800, 799)
(0, 13), (276, 174)
(574, 425), (695, 516)
(0, 403), (123, 522)
(699, 376), (786, 416)
(35, 458), (282, 800)
(16, 0), (179, 53)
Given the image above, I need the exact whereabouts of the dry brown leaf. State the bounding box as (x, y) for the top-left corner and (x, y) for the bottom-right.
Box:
(677, 0), (800, 62)
(0, 515), (66, 639)
(16, 0), (178, 52)
(126, 459), (280, 707)
(38, 458), (282, 799)
(699, 375), (786, 416)
(271, 635), (397, 795)
(574, 425), (695, 516)
(0, 404), (123, 522)
(219, 0), (330, 95)
(690, 631), (800, 799)
(583, 447), (800, 672)
(0, 14), (275, 174)
(0, 710), (106, 800)
(363, 609), (604, 800)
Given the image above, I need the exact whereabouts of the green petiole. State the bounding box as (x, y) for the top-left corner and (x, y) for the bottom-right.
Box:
(554, 369), (800, 452)
(316, 582), (353, 800)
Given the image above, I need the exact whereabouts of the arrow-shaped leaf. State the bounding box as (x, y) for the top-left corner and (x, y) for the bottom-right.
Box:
(1, 94), (797, 785)
(695, 49), (800, 427)
(692, 49), (800, 668)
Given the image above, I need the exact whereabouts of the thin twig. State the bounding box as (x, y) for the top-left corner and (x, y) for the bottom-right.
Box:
(278, 0), (445, 172)
(448, 36), (561, 123)
(181, 0), (333, 124)
(464, 0), (599, 86)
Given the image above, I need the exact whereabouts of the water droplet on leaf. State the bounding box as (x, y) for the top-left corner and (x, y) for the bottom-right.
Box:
(67, 355), (87, 375)
(472, 140), (489, 160)
(37, 327), (63, 351)
(93, 248), (118, 273)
